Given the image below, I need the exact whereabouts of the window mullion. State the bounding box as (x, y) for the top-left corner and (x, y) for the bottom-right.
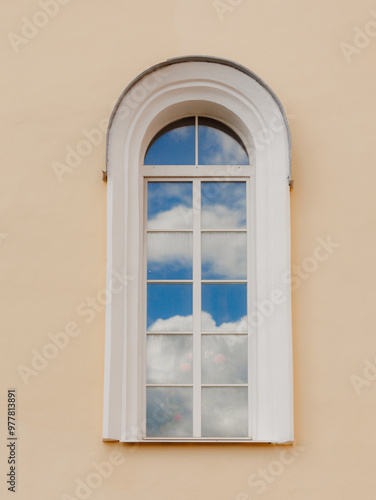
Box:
(195, 116), (198, 166)
(192, 179), (201, 437)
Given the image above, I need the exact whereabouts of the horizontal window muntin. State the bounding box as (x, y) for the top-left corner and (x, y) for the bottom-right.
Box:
(146, 332), (248, 336)
(145, 384), (248, 387)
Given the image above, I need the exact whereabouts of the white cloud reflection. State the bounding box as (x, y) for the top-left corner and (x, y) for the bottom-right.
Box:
(201, 204), (245, 229)
(148, 203), (246, 279)
(170, 126), (192, 140)
(202, 232), (246, 279)
(146, 387), (193, 437)
(148, 205), (193, 230)
(147, 335), (193, 384)
(148, 311), (247, 333)
(202, 387), (248, 437)
(199, 128), (249, 165)
(147, 333), (247, 386)
(147, 232), (192, 275)
(148, 314), (193, 332)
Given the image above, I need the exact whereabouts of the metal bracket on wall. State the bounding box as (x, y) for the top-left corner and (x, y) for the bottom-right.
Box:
(102, 171), (107, 182)
(289, 179), (294, 191)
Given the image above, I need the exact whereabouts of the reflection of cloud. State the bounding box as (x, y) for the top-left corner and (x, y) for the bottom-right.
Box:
(147, 387), (193, 437)
(148, 314), (193, 332)
(148, 182), (192, 215)
(202, 311), (247, 332)
(200, 128), (249, 165)
(202, 232), (246, 279)
(148, 312), (247, 333)
(201, 182), (246, 229)
(148, 204), (246, 278)
(147, 335), (192, 384)
(147, 333), (247, 393)
(148, 232), (192, 268)
(202, 204), (244, 229)
(202, 336), (247, 384)
(170, 126), (192, 140)
(148, 205), (192, 230)
(202, 388), (248, 437)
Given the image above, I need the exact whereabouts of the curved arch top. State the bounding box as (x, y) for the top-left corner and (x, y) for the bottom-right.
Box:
(105, 56), (292, 182)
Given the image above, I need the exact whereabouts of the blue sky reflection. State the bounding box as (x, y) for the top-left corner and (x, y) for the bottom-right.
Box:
(147, 284), (193, 331)
(201, 182), (246, 230)
(144, 118), (195, 165)
(202, 284), (247, 332)
(147, 182), (192, 230)
(198, 122), (249, 165)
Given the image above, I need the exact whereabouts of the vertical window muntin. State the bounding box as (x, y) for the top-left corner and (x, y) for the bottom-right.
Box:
(144, 175), (252, 440)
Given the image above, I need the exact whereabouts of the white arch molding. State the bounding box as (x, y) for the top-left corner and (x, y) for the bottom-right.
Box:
(104, 57), (293, 443)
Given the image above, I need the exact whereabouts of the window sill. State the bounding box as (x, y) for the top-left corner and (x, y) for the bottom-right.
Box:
(103, 438), (294, 445)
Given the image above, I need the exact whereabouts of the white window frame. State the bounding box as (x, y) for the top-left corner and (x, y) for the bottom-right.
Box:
(103, 57), (293, 444)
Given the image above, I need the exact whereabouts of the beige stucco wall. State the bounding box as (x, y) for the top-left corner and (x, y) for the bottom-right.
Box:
(1, 0), (376, 498)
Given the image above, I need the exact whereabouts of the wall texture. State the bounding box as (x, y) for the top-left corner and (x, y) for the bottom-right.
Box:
(1, 0), (376, 498)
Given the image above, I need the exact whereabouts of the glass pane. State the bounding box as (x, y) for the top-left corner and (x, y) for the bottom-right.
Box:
(147, 182), (192, 230)
(202, 335), (248, 384)
(201, 388), (248, 438)
(147, 284), (193, 332)
(202, 284), (247, 332)
(147, 232), (192, 280)
(198, 117), (249, 165)
(201, 182), (246, 230)
(146, 387), (193, 437)
(144, 117), (195, 165)
(147, 335), (193, 384)
(202, 232), (247, 280)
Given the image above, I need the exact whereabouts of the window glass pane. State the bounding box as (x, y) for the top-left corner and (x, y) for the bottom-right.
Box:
(201, 388), (248, 437)
(146, 387), (193, 437)
(202, 335), (247, 384)
(201, 182), (246, 230)
(147, 182), (192, 230)
(202, 232), (247, 280)
(144, 117), (195, 165)
(147, 232), (192, 280)
(202, 284), (247, 332)
(198, 118), (249, 165)
(147, 335), (193, 384)
(147, 284), (193, 332)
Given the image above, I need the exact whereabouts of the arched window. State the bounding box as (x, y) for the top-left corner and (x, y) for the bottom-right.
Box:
(103, 57), (293, 443)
